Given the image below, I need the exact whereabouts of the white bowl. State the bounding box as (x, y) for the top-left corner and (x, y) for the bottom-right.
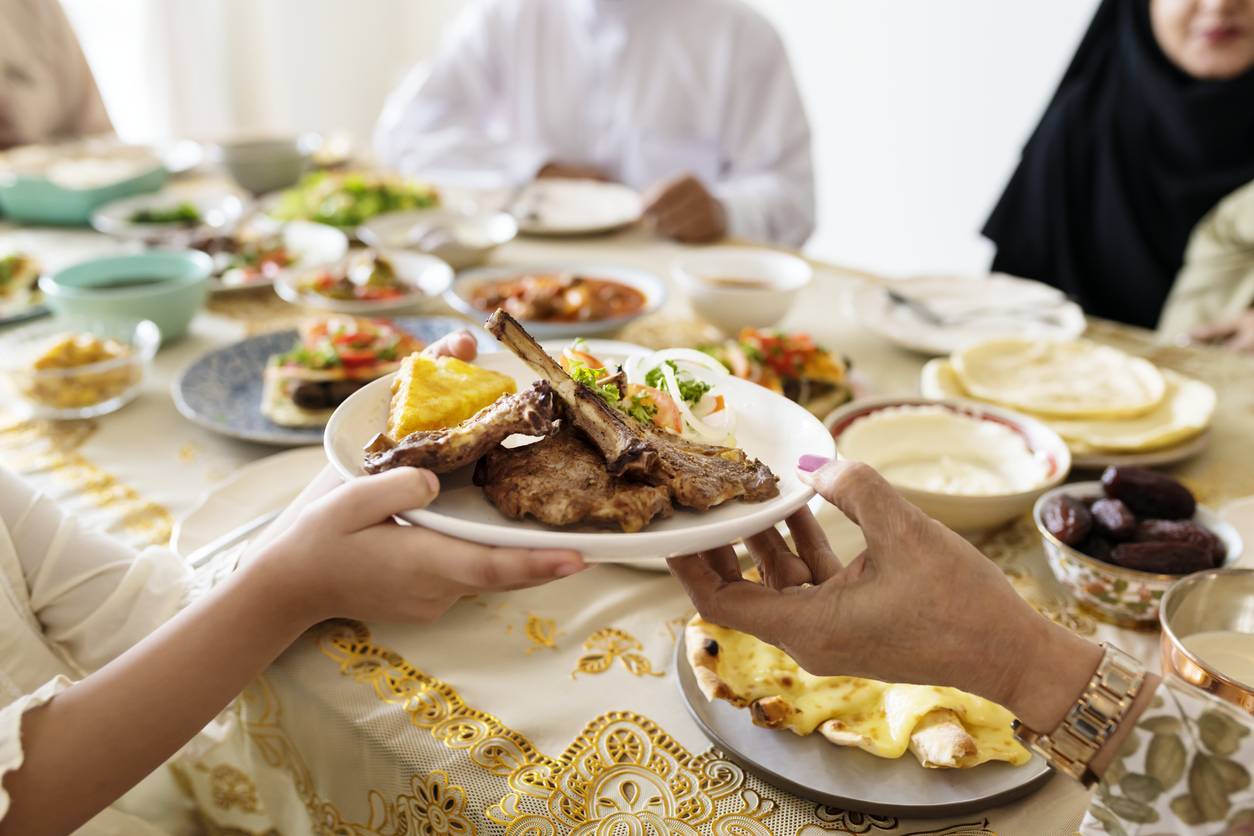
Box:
(826, 397), (1072, 533)
(671, 247), (811, 335)
(217, 135), (319, 195)
(358, 208), (518, 271)
(444, 263), (667, 339)
(1034, 482), (1243, 626)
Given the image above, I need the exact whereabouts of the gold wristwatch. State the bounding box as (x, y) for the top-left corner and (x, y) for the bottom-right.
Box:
(1013, 643), (1145, 788)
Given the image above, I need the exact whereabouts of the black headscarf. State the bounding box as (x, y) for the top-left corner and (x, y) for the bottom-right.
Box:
(983, 0), (1254, 328)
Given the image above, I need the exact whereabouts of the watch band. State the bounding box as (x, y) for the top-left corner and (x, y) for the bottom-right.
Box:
(1013, 643), (1145, 788)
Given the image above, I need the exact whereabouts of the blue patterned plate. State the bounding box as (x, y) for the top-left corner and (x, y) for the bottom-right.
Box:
(173, 316), (495, 446)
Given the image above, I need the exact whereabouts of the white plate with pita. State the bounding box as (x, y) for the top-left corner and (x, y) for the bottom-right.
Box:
(848, 274), (1086, 356)
(674, 641), (1053, 817)
(324, 342), (833, 562)
(510, 178), (643, 237)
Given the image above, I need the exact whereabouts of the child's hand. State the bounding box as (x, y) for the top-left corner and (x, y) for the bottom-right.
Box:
(254, 467), (584, 626)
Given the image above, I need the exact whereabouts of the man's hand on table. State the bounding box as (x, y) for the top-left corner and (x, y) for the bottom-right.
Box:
(1189, 309), (1254, 353)
(536, 161), (613, 181)
(668, 457), (1155, 779)
(642, 173), (728, 244)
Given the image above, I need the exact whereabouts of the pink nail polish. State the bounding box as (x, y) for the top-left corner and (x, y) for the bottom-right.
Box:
(797, 454), (831, 473)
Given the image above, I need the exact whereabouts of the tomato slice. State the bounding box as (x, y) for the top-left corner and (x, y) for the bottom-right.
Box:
(337, 348), (377, 367)
(627, 384), (682, 433)
(561, 348), (604, 372)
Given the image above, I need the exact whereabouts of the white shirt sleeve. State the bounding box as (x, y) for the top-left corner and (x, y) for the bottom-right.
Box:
(711, 16), (816, 249)
(0, 467), (190, 675)
(373, 0), (550, 187)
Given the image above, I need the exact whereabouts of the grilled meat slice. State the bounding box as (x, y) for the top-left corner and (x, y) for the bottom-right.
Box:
(485, 310), (656, 475)
(646, 431), (778, 511)
(485, 311), (779, 510)
(362, 381), (559, 474)
(474, 428), (673, 532)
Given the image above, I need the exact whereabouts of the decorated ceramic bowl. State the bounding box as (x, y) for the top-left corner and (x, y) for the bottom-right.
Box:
(1033, 482), (1243, 626)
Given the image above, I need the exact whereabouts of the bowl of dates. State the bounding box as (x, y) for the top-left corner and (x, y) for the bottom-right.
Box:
(1033, 467), (1242, 625)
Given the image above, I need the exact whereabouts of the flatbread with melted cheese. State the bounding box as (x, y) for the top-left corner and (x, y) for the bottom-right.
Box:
(685, 616), (1030, 769)
(922, 359), (1214, 454)
(951, 339), (1166, 419)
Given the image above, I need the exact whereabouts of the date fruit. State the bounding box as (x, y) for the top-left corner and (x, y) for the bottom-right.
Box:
(1079, 534), (1114, 563)
(1042, 494), (1092, 546)
(1101, 466), (1196, 520)
(1110, 542), (1211, 575)
(1134, 519), (1226, 567)
(1090, 498), (1137, 540)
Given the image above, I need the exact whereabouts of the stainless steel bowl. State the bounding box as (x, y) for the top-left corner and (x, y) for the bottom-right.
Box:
(1160, 568), (1254, 715)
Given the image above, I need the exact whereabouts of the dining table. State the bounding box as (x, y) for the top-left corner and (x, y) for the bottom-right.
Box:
(2, 188), (1253, 836)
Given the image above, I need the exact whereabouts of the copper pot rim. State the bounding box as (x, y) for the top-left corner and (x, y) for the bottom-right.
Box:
(1159, 567), (1254, 694)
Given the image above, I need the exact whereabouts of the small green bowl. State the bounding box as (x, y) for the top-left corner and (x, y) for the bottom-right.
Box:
(40, 250), (211, 343)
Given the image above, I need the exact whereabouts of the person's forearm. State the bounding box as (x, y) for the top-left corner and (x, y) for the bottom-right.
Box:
(0, 556), (308, 836)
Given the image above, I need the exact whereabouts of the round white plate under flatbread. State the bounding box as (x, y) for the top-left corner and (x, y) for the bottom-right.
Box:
(922, 359), (1213, 457)
(951, 339), (1166, 420)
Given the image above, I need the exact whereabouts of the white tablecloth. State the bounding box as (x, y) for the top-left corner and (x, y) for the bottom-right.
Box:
(4, 217), (1254, 836)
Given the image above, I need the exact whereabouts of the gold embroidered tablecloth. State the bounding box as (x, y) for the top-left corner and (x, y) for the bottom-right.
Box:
(3, 217), (1254, 836)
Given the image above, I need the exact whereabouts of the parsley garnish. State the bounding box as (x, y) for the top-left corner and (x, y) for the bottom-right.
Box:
(645, 361), (710, 405)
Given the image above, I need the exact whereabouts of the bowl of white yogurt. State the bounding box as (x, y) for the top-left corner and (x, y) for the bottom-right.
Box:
(826, 398), (1071, 532)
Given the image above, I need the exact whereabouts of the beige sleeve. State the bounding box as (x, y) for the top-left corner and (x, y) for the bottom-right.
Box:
(1159, 179), (1254, 337)
(0, 467), (190, 676)
(0, 675), (71, 822)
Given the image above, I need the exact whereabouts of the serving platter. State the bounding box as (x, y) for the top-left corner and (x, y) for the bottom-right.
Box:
(444, 263), (667, 340)
(90, 189), (246, 240)
(324, 344), (835, 561)
(173, 316), (494, 447)
(673, 640), (1053, 817)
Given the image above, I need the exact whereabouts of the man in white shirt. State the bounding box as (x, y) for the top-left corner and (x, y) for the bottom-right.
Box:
(374, 0), (815, 247)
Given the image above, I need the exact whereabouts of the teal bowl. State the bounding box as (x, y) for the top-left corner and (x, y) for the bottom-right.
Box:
(40, 251), (211, 343)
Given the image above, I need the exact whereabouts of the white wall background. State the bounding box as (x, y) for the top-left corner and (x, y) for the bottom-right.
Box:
(62, 0), (1100, 277)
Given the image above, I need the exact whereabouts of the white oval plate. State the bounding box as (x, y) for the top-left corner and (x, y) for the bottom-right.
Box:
(91, 189), (246, 240)
(511, 178), (642, 236)
(324, 349), (833, 561)
(848, 274), (1086, 356)
(208, 219), (348, 293)
(171, 447), (327, 556)
(445, 263), (667, 340)
(274, 249), (454, 315)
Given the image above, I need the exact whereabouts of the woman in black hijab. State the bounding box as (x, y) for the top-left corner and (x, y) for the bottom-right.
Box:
(984, 0), (1254, 329)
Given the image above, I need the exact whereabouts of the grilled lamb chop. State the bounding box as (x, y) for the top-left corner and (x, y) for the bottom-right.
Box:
(362, 381), (559, 474)
(474, 428), (673, 532)
(485, 311), (779, 510)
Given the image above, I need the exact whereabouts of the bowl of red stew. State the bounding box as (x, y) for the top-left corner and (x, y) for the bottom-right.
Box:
(445, 263), (667, 338)
(274, 248), (453, 315)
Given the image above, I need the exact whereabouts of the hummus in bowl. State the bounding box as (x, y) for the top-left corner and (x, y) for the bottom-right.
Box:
(826, 399), (1071, 532)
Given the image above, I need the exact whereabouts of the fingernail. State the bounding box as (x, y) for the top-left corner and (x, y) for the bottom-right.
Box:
(421, 470), (440, 493)
(555, 562), (584, 577)
(797, 454), (831, 473)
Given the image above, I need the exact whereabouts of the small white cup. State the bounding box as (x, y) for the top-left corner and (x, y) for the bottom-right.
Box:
(671, 247), (812, 335)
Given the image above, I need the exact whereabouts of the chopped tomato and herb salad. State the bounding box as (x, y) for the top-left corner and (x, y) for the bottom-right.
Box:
(278, 316), (422, 377)
(560, 340), (737, 445)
